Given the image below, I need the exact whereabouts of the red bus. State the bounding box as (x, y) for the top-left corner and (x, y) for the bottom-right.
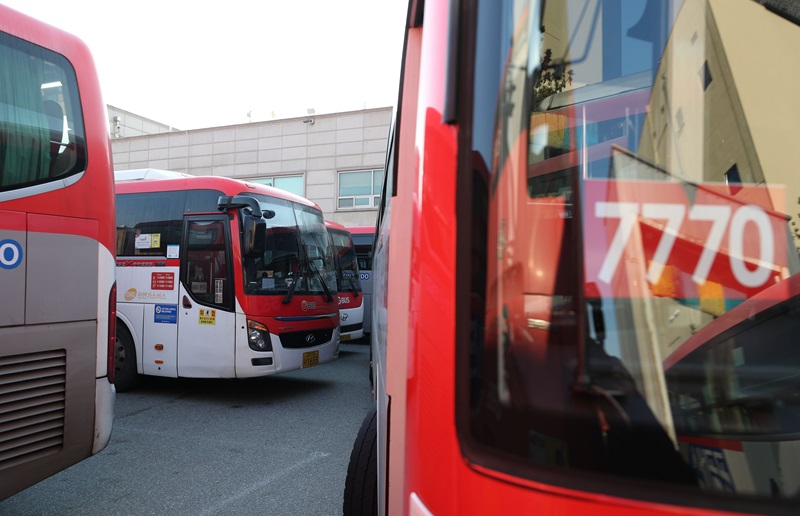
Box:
(345, 0), (800, 514)
(0, 6), (116, 499)
(326, 221), (365, 342)
(114, 169), (339, 390)
(347, 225), (376, 338)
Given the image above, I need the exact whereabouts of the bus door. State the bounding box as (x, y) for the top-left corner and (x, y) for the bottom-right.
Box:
(177, 215), (237, 377)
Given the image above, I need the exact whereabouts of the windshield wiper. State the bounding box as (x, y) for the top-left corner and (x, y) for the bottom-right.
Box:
(307, 258), (334, 303)
(281, 267), (303, 304)
(344, 275), (360, 297)
(281, 257), (334, 304)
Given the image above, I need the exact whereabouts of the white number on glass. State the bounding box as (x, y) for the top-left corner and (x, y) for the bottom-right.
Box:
(596, 201), (774, 288)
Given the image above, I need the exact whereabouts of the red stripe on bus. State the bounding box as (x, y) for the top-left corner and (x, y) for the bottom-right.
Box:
(28, 213), (99, 240)
(0, 210), (26, 231)
(677, 435), (744, 452)
(117, 259), (181, 267)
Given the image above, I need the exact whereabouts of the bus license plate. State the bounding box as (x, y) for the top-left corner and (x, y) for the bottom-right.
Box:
(302, 350), (319, 368)
(340, 334), (351, 342)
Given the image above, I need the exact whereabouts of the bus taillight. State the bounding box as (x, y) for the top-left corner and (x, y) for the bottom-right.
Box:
(108, 282), (117, 384)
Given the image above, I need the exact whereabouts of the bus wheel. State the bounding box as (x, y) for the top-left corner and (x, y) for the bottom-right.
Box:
(114, 324), (140, 392)
(343, 406), (378, 516)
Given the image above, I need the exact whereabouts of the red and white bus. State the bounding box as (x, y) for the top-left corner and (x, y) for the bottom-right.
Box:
(0, 5), (116, 499)
(326, 221), (365, 342)
(347, 225), (375, 338)
(113, 169), (339, 391)
(345, 0), (800, 514)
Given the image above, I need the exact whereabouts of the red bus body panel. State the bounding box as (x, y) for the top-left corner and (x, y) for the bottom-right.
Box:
(378, 1), (746, 514)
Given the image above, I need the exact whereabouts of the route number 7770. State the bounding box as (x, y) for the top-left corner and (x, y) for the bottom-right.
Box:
(595, 201), (775, 289)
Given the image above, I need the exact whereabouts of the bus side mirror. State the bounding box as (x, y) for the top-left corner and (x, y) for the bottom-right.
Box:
(243, 215), (267, 256)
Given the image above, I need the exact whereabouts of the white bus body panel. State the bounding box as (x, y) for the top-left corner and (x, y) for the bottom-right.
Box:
(177, 283), (237, 377)
(271, 326), (340, 374)
(339, 302), (364, 342)
(142, 303), (178, 377)
(117, 263), (340, 379)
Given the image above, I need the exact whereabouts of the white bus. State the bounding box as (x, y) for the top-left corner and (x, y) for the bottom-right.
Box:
(113, 169), (340, 391)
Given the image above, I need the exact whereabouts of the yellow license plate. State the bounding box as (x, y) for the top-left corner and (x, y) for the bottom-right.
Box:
(340, 334), (351, 342)
(302, 350), (319, 368)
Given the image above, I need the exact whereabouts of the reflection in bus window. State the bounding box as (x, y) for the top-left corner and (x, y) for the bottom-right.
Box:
(462, 0), (800, 503)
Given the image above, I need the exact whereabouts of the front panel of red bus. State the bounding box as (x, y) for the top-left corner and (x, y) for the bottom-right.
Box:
(399, 0), (800, 514)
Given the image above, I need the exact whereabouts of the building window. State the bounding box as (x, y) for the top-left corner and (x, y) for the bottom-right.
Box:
(250, 175), (304, 197)
(702, 60), (712, 91)
(338, 169), (383, 210)
(725, 164), (741, 195)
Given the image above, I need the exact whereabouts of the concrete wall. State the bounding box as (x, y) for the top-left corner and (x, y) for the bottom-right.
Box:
(111, 107), (392, 226)
(108, 105), (178, 139)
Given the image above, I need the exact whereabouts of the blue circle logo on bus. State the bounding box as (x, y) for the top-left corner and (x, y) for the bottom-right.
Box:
(0, 239), (23, 270)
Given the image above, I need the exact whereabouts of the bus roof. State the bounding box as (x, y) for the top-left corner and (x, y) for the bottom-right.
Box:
(114, 169), (321, 210)
(114, 168), (193, 181)
(325, 220), (349, 232)
(346, 225), (375, 235)
(0, 5), (92, 64)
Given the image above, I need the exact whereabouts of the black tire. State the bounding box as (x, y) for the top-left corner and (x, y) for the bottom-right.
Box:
(114, 323), (140, 392)
(343, 406), (378, 516)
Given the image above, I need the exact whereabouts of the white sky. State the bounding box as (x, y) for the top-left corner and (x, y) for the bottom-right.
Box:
(3, 0), (408, 130)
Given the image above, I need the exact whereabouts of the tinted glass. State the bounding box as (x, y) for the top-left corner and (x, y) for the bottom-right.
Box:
(461, 0), (800, 504)
(0, 31), (86, 191)
(116, 189), (222, 256)
(242, 193), (337, 297)
(330, 228), (361, 292)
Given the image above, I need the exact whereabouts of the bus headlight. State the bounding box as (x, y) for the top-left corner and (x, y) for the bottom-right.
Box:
(247, 320), (272, 351)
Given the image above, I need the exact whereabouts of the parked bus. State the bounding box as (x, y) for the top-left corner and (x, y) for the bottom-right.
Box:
(326, 221), (365, 342)
(347, 225), (375, 338)
(345, 0), (800, 515)
(0, 5), (115, 499)
(665, 274), (800, 497)
(113, 169), (339, 391)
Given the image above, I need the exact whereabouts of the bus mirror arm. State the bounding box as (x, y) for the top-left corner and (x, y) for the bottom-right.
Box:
(217, 195), (263, 218)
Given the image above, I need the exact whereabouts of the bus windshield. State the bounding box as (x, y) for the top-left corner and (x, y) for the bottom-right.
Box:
(330, 229), (362, 293)
(462, 0), (800, 501)
(243, 193), (337, 297)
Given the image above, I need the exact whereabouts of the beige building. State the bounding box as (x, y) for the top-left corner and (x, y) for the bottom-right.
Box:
(635, 0), (800, 360)
(110, 107), (392, 226)
(108, 105), (178, 139)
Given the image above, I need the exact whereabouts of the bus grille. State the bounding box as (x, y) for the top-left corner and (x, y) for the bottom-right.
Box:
(279, 328), (334, 349)
(0, 350), (66, 470)
(341, 322), (363, 334)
